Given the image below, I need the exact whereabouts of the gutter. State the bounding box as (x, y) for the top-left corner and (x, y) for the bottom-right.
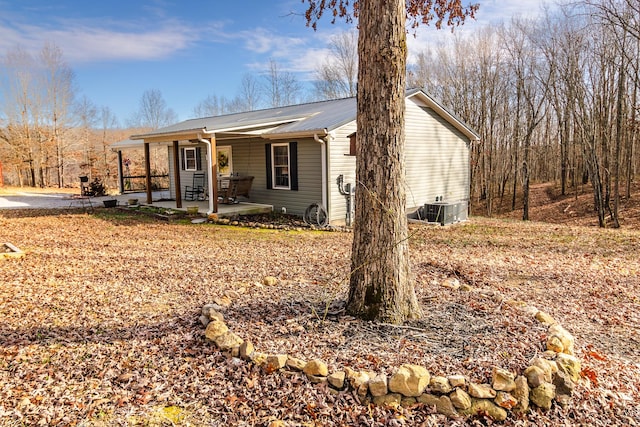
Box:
(197, 133), (215, 215)
(313, 131), (331, 215)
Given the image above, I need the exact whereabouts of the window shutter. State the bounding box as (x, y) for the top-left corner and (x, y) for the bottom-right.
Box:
(290, 142), (298, 191)
(196, 147), (202, 171)
(181, 148), (185, 170)
(349, 132), (357, 156)
(265, 143), (272, 189)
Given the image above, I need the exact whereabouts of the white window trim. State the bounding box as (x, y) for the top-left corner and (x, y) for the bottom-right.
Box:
(271, 142), (291, 190)
(184, 147), (197, 171)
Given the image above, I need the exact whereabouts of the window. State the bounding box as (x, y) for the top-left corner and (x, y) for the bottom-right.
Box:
(265, 142), (298, 191)
(183, 147), (197, 171)
(272, 144), (290, 189)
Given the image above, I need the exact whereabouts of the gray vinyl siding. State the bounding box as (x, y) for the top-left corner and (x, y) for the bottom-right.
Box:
(204, 138), (320, 216)
(168, 144), (209, 200)
(327, 122), (357, 225)
(326, 102), (470, 224)
(404, 101), (470, 210)
(257, 138), (322, 216)
(168, 139), (320, 214)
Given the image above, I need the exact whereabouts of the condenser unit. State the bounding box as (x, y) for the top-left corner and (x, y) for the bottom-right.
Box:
(423, 201), (468, 225)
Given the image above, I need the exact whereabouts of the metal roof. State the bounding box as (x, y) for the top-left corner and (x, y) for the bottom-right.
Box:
(129, 89), (479, 142)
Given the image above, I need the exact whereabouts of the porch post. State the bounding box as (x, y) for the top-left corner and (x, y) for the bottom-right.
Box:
(173, 140), (182, 208)
(144, 142), (152, 204)
(211, 135), (218, 213)
(117, 150), (124, 193)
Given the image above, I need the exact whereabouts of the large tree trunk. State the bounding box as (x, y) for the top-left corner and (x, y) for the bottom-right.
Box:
(347, 0), (421, 324)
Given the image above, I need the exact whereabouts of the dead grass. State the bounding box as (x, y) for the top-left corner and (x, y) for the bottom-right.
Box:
(0, 208), (638, 425)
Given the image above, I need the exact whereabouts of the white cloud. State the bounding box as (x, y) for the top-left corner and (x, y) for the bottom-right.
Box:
(0, 18), (196, 63)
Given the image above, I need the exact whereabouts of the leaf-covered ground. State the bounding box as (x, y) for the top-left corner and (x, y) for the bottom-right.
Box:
(0, 208), (639, 426)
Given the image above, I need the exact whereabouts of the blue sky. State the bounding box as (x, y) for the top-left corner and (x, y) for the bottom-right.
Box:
(0, 0), (544, 126)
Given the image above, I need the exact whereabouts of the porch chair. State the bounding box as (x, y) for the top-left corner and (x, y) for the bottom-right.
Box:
(184, 173), (206, 201)
(219, 176), (254, 204)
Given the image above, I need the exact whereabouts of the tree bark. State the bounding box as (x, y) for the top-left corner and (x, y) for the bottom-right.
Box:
(347, 0), (421, 324)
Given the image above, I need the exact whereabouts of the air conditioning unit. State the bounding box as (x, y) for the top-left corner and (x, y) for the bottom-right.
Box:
(423, 201), (468, 225)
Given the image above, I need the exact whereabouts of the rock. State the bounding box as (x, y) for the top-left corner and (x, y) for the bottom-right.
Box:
(372, 393), (402, 407)
(357, 382), (369, 399)
(548, 324), (575, 355)
(535, 310), (558, 326)
(417, 394), (457, 418)
(265, 354), (288, 371)
(448, 375), (466, 388)
(202, 303), (226, 316)
(524, 365), (546, 388)
(345, 368), (370, 389)
(369, 374), (388, 397)
(530, 382), (556, 410)
(495, 391), (518, 409)
(507, 300), (528, 308)
(213, 295), (232, 308)
(555, 353), (581, 383)
(467, 383), (496, 399)
(464, 399), (507, 421)
(556, 394), (572, 408)
(204, 319), (228, 341)
(553, 369), (576, 396)
(303, 359), (328, 377)
(388, 364), (430, 397)
(285, 356), (306, 371)
(327, 371), (346, 390)
(492, 367), (516, 392)
(520, 305), (540, 317)
(251, 352), (267, 366)
(512, 375), (530, 414)
(199, 314), (210, 327)
(308, 374), (328, 384)
(441, 277), (460, 289)
(239, 340), (255, 360)
(400, 396), (417, 407)
(449, 388), (472, 410)
(263, 276), (278, 286)
(429, 376), (452, 394)
(546, 335), (564, 353)
(530, 357), (557, 382)
(214, 332), (243, 356)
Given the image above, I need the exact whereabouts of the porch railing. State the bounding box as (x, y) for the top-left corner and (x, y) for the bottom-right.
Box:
(120, 174), (170, 193)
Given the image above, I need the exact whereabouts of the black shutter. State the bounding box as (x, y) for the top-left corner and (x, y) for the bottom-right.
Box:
(265, 143), (272, 189)
(196, 147), (202, 171)
(181, 148), (185, 170)
(290, 142), (298, 191)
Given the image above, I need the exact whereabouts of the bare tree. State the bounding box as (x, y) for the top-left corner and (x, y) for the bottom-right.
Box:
(313, 30), (358, 99)
(40, 42), (75, 187)
(74, 96), (98, 179)
(193, 94), (231, 118)
(302, 0), (477, 323)
(236, 73), (262, 111)
(0, 46), (42, 187)
(99, 106), (118, 187)
(130, 89), (178, 129)
(262, 59), (302, 108)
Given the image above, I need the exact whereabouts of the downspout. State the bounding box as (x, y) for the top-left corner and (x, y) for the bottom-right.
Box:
(197, 134), (215, 215)
(313, 132), (329, 213)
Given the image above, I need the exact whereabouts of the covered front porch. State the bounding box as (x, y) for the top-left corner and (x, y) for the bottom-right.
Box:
(110, 191), (272, 218)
